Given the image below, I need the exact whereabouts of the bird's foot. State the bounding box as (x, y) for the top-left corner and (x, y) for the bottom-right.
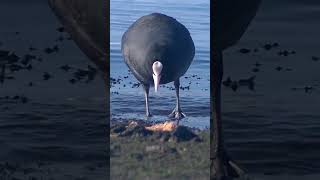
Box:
(145, 113), (152, 118)
(211, 150), (247, 180)
(168, 108), (185, 120)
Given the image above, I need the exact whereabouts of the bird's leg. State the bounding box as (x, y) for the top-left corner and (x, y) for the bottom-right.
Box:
(143, 84), (152, 117)
(168, 79), (185, 120)
(211, 51), (246, 180)
(211, 49), (227, 180)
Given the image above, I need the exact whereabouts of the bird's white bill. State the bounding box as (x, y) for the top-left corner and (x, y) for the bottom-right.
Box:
(153, 74), (161, 92)
(152, 61), (163, 92)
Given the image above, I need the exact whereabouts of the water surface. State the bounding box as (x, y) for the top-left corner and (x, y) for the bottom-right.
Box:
(0, 1), (107, 179)
(110, 0), (210, 129)
(222, 0), (320, 176)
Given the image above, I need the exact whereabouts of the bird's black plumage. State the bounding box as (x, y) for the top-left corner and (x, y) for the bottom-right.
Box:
(217, 0), (261, 50)
(121, 13), (195, 85)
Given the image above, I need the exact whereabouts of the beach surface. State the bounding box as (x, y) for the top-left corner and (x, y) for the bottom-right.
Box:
(110, 119), (210, 180)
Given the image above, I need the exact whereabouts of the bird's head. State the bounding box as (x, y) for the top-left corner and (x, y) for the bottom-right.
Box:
(152, 61), (163, 92)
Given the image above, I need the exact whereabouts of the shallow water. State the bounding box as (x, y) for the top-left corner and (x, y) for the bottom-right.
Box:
(110, 0), (210, 129)
(0, 1), (107, 179)
(222, 0), (320, 175)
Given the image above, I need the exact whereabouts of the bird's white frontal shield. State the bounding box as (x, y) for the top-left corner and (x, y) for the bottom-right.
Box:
(152, 61), (163, 92)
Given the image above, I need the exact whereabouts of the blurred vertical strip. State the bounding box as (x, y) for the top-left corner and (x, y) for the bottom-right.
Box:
(105, 0), (110, 179)
(48, 0), (110, 178)
(210, 0), (224, 179)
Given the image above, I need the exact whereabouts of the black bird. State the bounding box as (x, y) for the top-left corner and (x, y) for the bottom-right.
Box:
(121, 13), (195, 119)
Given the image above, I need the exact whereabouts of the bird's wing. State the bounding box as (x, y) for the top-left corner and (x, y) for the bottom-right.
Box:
(48, 0), (108, 73)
